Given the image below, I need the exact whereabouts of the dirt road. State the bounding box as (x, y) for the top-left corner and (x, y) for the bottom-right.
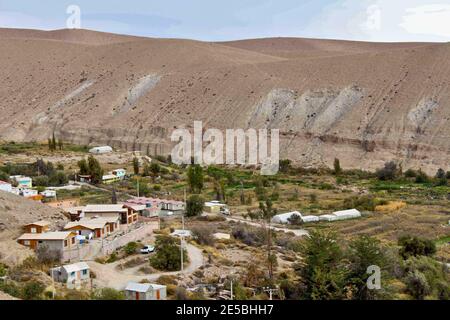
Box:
(87, 243), (203, 290)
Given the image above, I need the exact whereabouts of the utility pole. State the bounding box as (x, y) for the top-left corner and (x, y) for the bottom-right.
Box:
(180, 236), (184, 273)
(230, 280), (233, 300)
(136, 177), (140, 198)
(263, 286), (278, 300)
(182, 188), (186, 230)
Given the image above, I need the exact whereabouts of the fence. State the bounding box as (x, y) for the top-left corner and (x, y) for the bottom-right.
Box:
(61, 221), (159, 262)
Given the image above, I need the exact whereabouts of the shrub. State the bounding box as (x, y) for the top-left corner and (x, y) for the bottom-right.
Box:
(36, 245), (61, 265)
(232, 225), (267, 247)
(150, 236), (188, 271)
(405, 270), (430, 300)
(376, 161), (399, 181)
(191, 226), (215, 246)
(186, 194), (204, 217)
(124, 242), (138, 255)
(92, 288), (125, 300)
(404, 169), (417, 178)
(21, 281), (45, 300)
(287, 213), (303, 225)
(343, 195), (377, 211)
(398, 236), (436, 259)
(415, 170), (430, 184)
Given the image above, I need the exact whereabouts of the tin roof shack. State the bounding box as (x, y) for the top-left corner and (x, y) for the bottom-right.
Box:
(17, 231), (78, 261)
(64, 217), (119, 239)
(204, 201), (228, 214)
(124, 282), (167, 300)
(23, 221), (51, 234)
(51, 262), (90, 289)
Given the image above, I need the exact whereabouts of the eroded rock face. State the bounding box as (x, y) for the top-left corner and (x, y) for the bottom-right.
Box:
(1, 29), (450, 174)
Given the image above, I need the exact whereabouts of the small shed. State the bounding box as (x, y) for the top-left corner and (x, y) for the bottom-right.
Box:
(51, 262), (90, 289)
(271, 211), (302, 224)
(124, 282), (167, 300)
(204, 201), (227, 214)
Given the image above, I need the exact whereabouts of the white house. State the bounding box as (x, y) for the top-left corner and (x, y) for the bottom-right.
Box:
(89, 146), (113, 154)
(0, 180), (12, 193)
(10, 175), (32, 188)
(41, 189), (57, 198)
(50, 262), (90, 289)
(21, 189), (38, 198)
(171, 229), (192, 238)
(271, 211), (303, 224)
(124, 282), (167, 300)
(111, 169), (126, 179)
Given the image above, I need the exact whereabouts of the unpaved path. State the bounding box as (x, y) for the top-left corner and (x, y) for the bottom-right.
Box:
(226, 217), (309, 237)
(87, 243), (203, 290)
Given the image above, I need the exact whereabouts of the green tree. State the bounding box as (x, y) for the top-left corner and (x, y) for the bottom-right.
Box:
(77, 158), (89, 175)
(150, 235), (188, 271)
(347, 236), (386, 300)
(187, 164), (204, 193)
(334, 158), (342, 175)
(186, 194), (204, 217)
(51, 132), (57, 151)
(21, 281), (45, 300)
(124, 242), (138, 255)
(298, 231), (347, 300)
(398, 236), (436, 259)
(149, 162), (161, 181)
(279, 159), (291, 174)
(132, 157), (140, 175)
(87, 155), (104, 184)
(57, 139), (63, 151)
(435, 168), (446, 179)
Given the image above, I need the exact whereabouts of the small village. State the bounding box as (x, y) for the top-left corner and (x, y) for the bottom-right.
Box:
(0, 141), (449, 301)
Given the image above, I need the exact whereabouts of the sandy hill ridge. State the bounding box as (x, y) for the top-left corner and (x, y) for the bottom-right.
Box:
(0, 28), (449, 173)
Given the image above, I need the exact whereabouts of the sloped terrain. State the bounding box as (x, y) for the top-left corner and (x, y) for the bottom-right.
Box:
(1, 28), (450, 173)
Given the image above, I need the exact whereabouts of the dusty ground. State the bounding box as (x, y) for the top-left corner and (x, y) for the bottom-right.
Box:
(88, 243), (203, 290)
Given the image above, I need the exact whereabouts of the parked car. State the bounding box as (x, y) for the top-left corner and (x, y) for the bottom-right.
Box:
(140, 245), (155, 254)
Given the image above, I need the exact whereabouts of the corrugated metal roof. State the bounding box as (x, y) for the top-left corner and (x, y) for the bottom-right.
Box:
(18, 231), (73, 241)
(84, 204), (127, 213)
(125, 282), (165, 292)
(62, 262), (89, 273)
(25, 220), (51, 227)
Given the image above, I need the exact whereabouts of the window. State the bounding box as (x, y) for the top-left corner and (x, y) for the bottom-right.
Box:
(30, 227), (37, 233)
(70, 272), (75, 277)
(64, 240), (68, 247)
(82, 269), (88, 275)
(24, 240), (30, 246)
(71, 237), (75, 244)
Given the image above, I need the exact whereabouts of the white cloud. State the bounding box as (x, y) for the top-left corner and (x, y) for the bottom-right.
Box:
(400, 4), (450, 38)
(303, 0), (450, 42)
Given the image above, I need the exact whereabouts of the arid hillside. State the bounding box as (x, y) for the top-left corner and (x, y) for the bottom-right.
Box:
(0, 191), (66, 265)
(1, 28), (449, 173)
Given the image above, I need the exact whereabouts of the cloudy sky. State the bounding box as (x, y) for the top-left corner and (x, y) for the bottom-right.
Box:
(1, 0), (450, 42)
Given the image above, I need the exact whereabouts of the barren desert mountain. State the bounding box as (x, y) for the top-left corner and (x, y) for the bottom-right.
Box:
(1, 28), (450, 173)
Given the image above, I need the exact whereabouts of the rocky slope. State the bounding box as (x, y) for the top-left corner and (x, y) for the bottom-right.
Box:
(1, 28), (449, 173)
(0, 191), (66, 265)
